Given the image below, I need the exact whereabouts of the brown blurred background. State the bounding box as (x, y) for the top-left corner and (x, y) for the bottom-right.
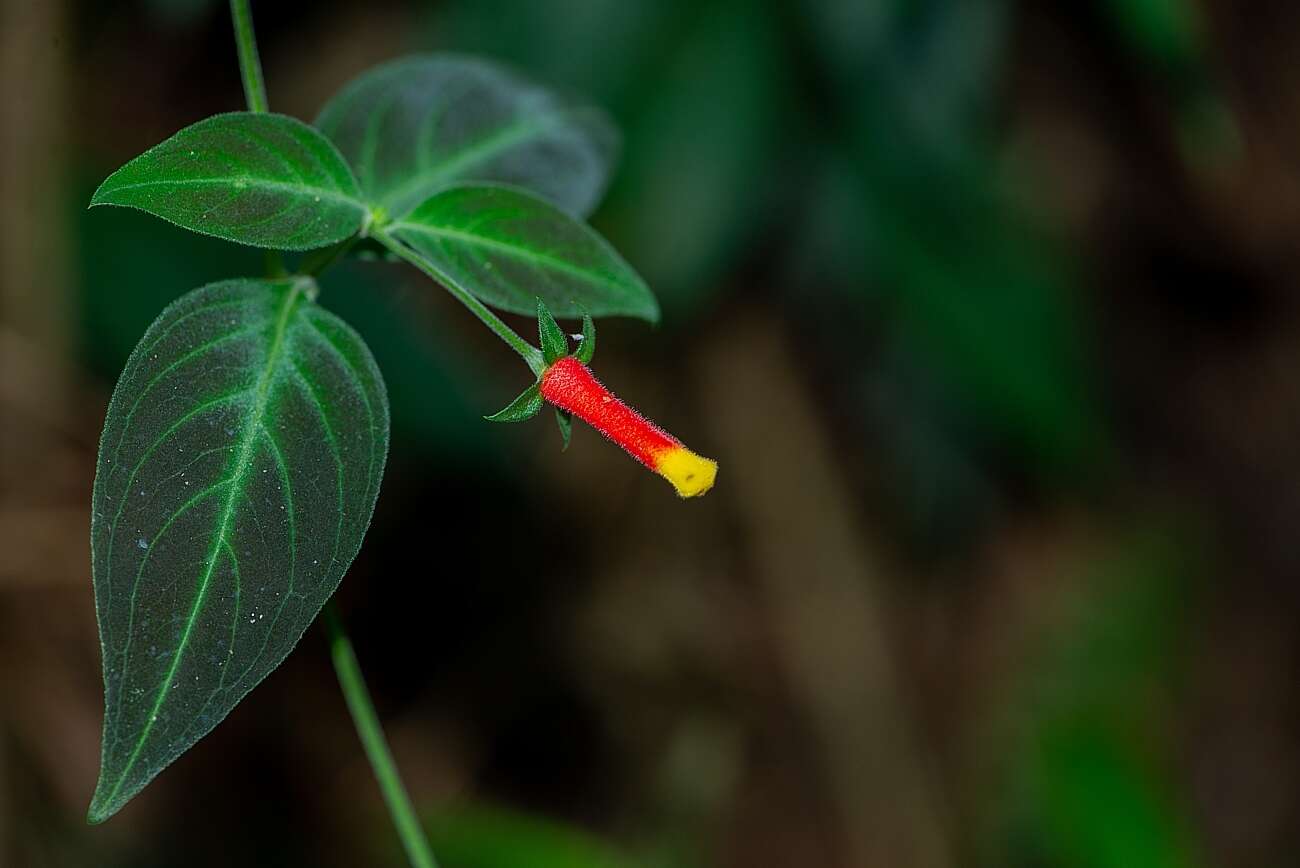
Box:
(3, 0), (1300, 866)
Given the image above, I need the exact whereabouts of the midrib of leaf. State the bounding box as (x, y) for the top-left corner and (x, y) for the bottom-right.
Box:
(380, 113), (575, 211)
(96, 176), (364, 210)
(96, 281), (304, 810)
(392, 220), (627, 291)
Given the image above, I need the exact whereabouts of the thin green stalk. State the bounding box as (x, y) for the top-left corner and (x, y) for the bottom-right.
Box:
(374, 230), (546, 376)
(323, 603), (438, 868)
(229, 0), (268, 113)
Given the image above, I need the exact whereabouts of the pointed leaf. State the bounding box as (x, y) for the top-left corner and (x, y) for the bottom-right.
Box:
(389, 184), (658, 321)
(555, 410), (573, 450)
(88, 278), (389, 822)
(484, 382), (543, 422)
(537, 299), (567, 364)
(576, 312), (596, 364)
(315, 54), (617, 219)
(91, 113), (368, 250)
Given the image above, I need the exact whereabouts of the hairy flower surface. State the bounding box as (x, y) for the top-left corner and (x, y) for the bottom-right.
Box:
(540, 356), (717, 497)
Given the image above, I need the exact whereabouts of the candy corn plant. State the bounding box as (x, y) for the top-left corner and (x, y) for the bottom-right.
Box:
(83, 2), (715, 864)
(489, 302), (717, 498)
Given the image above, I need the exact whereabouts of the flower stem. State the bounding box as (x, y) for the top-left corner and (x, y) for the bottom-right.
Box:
(323, 603), (439, 868)
(374, 230), (546, 376)
(229, 0), (268, 113)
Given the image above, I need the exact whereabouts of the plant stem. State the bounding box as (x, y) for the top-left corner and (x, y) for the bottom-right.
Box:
(375, 231), (546, 376)
(229, 0), (268, 113)
(323, 603), (439, 868)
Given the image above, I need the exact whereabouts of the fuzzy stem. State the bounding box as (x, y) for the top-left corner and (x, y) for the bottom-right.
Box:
(323, 602), (439, 868)
(375, 230), (546, 376)
(229, 0), (268, 113)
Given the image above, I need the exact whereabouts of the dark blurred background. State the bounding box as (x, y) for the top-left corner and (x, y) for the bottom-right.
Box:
(3, 0), (1299, 866)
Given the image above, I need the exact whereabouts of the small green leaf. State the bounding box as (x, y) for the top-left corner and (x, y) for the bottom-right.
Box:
(91, 113), (368, 250)
(555, 410), (573, 450)
(484, 383), (543, 422)
(389, 183), (659, 321)
(576, 312), (596, 364)
(88, 278), (388, 822)
(315, 54), (617, 219)
(537, 299), (567, 364)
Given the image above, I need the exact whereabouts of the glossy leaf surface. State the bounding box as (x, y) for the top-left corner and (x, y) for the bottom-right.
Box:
(89, 278), (388, 821)
(389, 184), (658, 321)
(315, 54), (616, 219)
(92, 113), (368, 250)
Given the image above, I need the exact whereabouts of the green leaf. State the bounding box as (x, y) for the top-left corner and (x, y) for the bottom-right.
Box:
(555, 410), (573, 450)
(91, 113), (368, 251)
(575, 312), (596, 364)
(315, 54), (617, 219)
(389, 183), (658, 321)
(484, 382), (543, 422)
(88, 278), (389, 822)
(536, 299), (567, 364)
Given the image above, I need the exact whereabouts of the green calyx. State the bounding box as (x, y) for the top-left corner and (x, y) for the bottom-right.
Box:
(484, 299), (595, 429)
(484, 382), (544, 422)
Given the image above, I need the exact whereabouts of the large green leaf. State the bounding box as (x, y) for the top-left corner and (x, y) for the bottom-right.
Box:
(385, 183), (657, 321)
(91, 113), (368, 250)
(314, 54), (616, 219)
(88, 278), (388, 822)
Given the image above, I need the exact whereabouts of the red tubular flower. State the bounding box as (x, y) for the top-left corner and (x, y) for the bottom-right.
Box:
(540, 356), (717, 497)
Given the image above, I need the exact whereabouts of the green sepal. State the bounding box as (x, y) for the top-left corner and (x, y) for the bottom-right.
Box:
(537, 299), (568, 365)
(484, 382), (543, 422)
(575, 311), (596, 364)
(555, 410), (573, 450)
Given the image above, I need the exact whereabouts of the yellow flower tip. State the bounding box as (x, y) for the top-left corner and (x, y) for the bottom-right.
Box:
(656, 446), (718, 498)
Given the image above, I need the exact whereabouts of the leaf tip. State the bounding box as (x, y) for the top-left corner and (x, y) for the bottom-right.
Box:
(555, 409), (573, 450)
(85, 786), (120, 825)
(88, 179), (115, 209)
(536, 299), (568, 365)
(636, 293), (662, 325)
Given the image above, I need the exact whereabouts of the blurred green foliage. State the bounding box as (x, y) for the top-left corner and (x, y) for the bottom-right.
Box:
(423, 803), (632, 868)
(994, 525), (1205, 868)
(1100, 0), (1240, 168)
